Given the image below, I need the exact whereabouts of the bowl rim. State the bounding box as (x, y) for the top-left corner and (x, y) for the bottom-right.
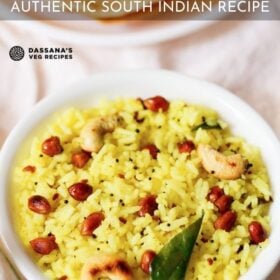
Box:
(0, 69), (280, 280)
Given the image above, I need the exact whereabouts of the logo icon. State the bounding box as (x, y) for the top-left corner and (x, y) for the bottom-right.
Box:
(9, 46), (25, 61)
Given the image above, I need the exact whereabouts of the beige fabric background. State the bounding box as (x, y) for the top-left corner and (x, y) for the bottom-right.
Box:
(0, 20), (279, 279)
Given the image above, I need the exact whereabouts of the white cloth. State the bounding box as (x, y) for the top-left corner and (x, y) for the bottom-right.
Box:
(0, 20), (279, 279)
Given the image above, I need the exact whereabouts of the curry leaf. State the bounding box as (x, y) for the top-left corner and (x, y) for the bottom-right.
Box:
(151, 214), (204, 280)
(192, 122), (222, 131)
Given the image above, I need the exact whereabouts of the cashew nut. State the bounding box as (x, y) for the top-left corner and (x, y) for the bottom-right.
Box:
(198, 144), (244, 180)
(80, 254), (133, 280)
(81, 114), (122, 153)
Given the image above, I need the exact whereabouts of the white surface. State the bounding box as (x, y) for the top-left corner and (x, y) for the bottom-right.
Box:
(0, 0), (218, 47)
(6, 20), (215, 47)
(2, 0), (278, 46)
(0, 70), (280, 280)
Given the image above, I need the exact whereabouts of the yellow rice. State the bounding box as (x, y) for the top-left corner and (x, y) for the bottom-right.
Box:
(11, 98), (271, 280)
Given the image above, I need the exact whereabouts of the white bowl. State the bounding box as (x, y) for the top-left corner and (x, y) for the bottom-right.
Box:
(0, 70), (280, 280)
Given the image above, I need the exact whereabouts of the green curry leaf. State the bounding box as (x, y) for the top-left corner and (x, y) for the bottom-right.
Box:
(192, 122), (222, 131)
(151, 214), (204, 280)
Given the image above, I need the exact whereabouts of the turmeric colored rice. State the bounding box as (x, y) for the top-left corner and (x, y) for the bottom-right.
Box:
(12, 97), (271, 280)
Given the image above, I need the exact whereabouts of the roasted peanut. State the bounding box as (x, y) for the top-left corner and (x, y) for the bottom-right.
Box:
(23, 165), (36, 173)
(138, 195), (158, 217)
(71, 150), (91, 168)
(143, 96), (169, 112)
(58, 276), (68, 280)
(28, 195), (51, 214)
(52, 193), (59, 201)
(207, 186), (224, 204)
(81, 212), (105, 236)
(81, 254), (133, 280)
(214, 211), (237, 232)
(42, 136), (63, 157)
(248, 221), (267, 244)
(142, 144), (159, 159)
(214, 195), (233, 213)
(68, 182), (93, 201)
(119, 217), (127, 224)
(140, 250), (156, 274)
(177, 140), (195, 153)
(30, 235), (58, 255)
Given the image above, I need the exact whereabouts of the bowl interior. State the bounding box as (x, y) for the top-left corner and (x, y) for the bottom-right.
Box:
(1, 70), (280, 280)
